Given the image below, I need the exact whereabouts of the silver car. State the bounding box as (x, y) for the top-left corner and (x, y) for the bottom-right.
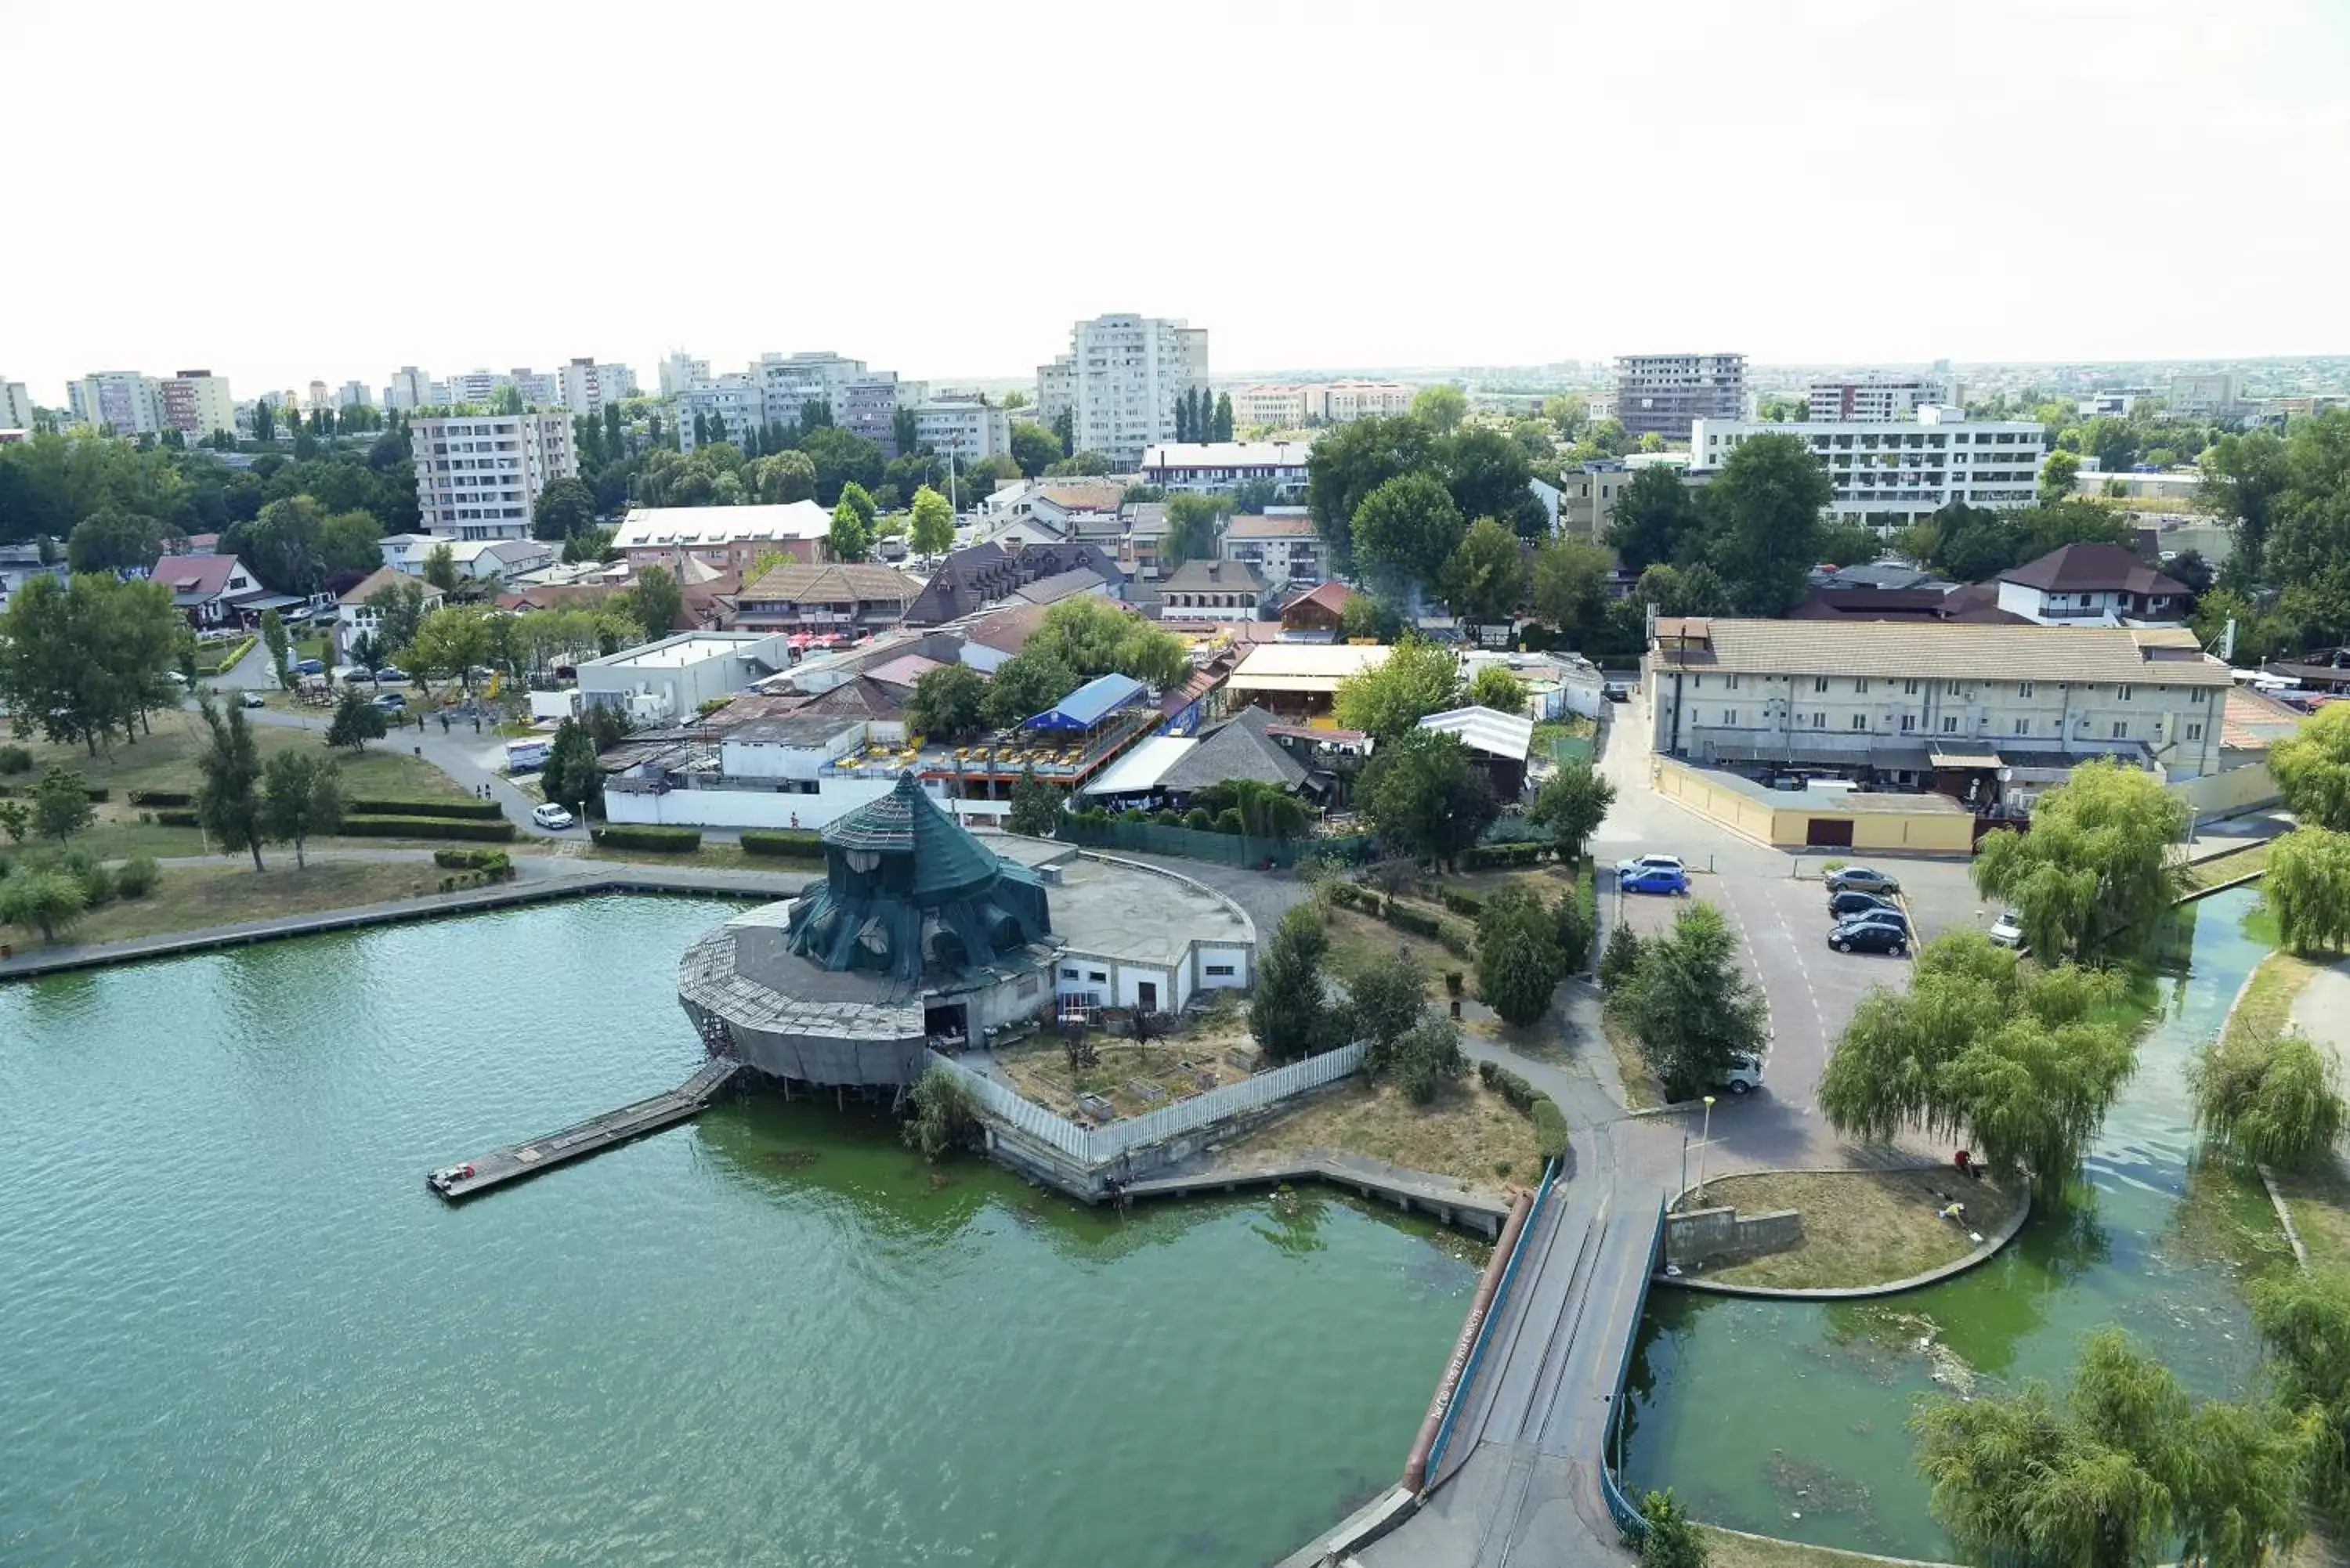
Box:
(1990, 909), (2024, 948)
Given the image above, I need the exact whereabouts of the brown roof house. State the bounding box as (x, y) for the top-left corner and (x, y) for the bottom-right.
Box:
(734, 562), (924, 640)
(1155, 558), (1269, 622)
(1281, 580), (1354, 639)
(1991, 544), (2191, 627)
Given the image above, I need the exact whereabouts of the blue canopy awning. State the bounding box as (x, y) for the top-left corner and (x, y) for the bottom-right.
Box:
(1021, 671), (1146, 731)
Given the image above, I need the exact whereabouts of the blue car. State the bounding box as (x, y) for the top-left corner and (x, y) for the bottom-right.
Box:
(1621, 865), (1689, 896)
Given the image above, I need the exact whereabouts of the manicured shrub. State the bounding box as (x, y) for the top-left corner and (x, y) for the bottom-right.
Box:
(128, 789), (193, 807)
(155, 809), (201, 828)
(1383, 900), (1444, 939)
(1443, 969), (1466, 996)
(0, 746), (32, 775)
(1441, 887), (1487, 917)
(345, 797), (505, 820)
(589, 825), (702, 852)
(432, 847), (514, 879)
(114, 856), (161, 898)
(1182, 807), (1213, 831)
(1531, 1099), (1570, 1161)
(739, 829), (826, 859)
(340, 815), (515, 842)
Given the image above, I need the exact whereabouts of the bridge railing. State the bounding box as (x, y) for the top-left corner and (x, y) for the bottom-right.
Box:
(1423, 1154), (1559, 1487)
(1600, 1194), (1668, 1541)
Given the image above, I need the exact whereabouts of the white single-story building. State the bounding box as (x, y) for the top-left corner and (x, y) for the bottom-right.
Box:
(577, 631), (793, 724)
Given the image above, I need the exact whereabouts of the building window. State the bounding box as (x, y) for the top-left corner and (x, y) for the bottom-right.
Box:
(2117, 684), (2132, 702)
(1903, 679), (1920, 695)
(1720, 709), (1737, 726)
(1900, 715), (1916, 732)
(2186, 722), (2204, 741)
(1088, 970), (1108, 982)
(1061, 967), (1079, 979)
(2111, 721), (2128, 739)
(2017, 681), (2034, 698)
(1853, 679), (1869, 694)
(1727, 674), (1741, 691)
(1850, 714), (1868, 731)
(1813, 676), (1828, 692)
(2014, 718), (2030, 735)
(1942, 716), (1960, 733)
(1810, 712), (1827, 728)
(2190, 688), (2207, 703)
(1206, 963), (1235, 977)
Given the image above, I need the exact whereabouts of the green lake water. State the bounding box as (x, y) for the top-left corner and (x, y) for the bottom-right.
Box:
(0, 896), (1480, 1568)
(1622, 887), (2287, 1559)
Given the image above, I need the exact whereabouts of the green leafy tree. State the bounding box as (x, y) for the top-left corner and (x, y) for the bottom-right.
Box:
(627, 564), (685, 639)
(1597, 923), (1643, 992)
(1975, 758), (2188, 963)
(906, 663), (987, 737)
(421, 541), (460, 594)
(193, 695), (269, 871)
(1188, 779), (1307, 838)
(260, 609), (291, 688)
(1352, 471), (1466, 596)
(1045, 450), (1112, 476)
(1528, 763), (1614, 860)
(326, 685), (387, 752)
(1817, 930), (2134, 1186)
(1384, 1013), (1466, 1104)
(540, 716), (602, 817)
(1554, 884), (1595, 974)
(1440, 517), (1528, 624)
(1411, 384), (1467, 432)
(1050, 406), (1074, 453)
(1357, 727), (1497, 867)
(829, 495), (873, 562)
(2040, 446), (2081, 504)
(1306, 415), (1438, 575)
(0, 573), (197, 756)
(1629, 562), (1732, 618)
(1603, 466), (1705, 573)
(908, 484), (956, 557)
(66, 508), (166, 573)
(1025, 595), (1189, 689)
(2199, 430), (2290, 581)
(2269, 705), (2350, 831)
(981, 651), (1078, 729)
(1008, 422), (1065, 479)
(531, 475), (598, 541)
(1333, 635), (1462, 740)
(755, 448), (818, 504)
(1441, 425), (1547, 539)
(261, 749), (343, 869)
(0, 869), (88, 945)
(1702, 432), (1831, 614)
(1007, 764), (1059, 836)
(2264, 825), (2350, 951)
(1336, 592), (1405, 644)
(2193, 1021), (2346, 1173)
(1477, 886), (1567, 1026)
(1212, 392), (1234, 442)
(1347, 945), (1430, 1059)
(403, 605), (491, 689)
(1635, 1490), (1708, 1568)
(0, 800), (27, 844)
(1252, 905), (1340, 1063)
(1612, 901), (1768, 1100)
(31, 766), (95, 844)
(904, 1061), (979, 1160)
(1160, 491), (1227, 568)
(1530, 537), (1611, 641)
(1466, 663), (1528, 714)
(2250, 1267), (2350, 1523)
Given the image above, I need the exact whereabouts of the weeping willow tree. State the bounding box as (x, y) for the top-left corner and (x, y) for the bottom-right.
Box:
(1974, 757), (2188, 963)
(2251, 1268), (2350, 1526)
(2264, 826), (2350, 953)
(1817, 930), (2133, 1187)
(903, 1063), (978, 1161)
(2192, 1022), (2346, 1171)
(1913, 1328), (2307, 1568)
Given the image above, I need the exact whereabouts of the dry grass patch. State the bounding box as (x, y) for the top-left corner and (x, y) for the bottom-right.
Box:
(992, 1001), (1259, 1122)
(34, 861), (448, 946)
(2185, 840), (2271, 891)
(1321, 905), (1462, 995)
(1697, 1526), (1959, 1568)
(1222, 1076), (1539, 1188)
(1685, 1167), (2023, 1291)
(2222, 948), (2322, 1049)
(1598, 1011), (1665, 1109)
(2268, 1158), (2350, 1274)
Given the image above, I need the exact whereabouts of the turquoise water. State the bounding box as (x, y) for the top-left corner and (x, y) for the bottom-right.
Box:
(1622, 888), (2285, 1559)
(0, 897), (1478, 1567)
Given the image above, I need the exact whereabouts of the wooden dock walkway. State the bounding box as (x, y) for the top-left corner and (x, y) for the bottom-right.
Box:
(428, 1058), (747, 1202)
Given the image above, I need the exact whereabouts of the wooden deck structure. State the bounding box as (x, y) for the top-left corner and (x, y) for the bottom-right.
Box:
(427, 1058), (747, 1202)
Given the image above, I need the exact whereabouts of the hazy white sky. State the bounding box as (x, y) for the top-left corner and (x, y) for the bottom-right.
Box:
(9, 0), (2347, 400)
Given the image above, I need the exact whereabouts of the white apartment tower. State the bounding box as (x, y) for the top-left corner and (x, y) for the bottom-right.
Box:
(338, 381), (374, 409)
(0, 379), (32, 431)
(385, 367), (433, 410)
(657, 352), (710, 399)
(1064, 313), (1209, 468)
(1616, 352), (1746, 439)
(408, 413), (579, 540)
(68, 371), (164, 435)
(1806, 376), (1948, 423)
(562, 357), (625, 417)
(1691, 406), (2047, 529)
(160, 370), (237, 438)
(673, 374), (768, 453)
(1036, 354), (1076, 428)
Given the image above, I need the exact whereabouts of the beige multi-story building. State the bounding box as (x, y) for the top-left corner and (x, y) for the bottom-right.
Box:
(1309, 380), (1414, 422)
(1227, 385), (1307, 429)
(68, 371), (164, 435)
(409, 412), (578, 540)
(160, 370), (236, 439)
(1645, 619), (2231, 815)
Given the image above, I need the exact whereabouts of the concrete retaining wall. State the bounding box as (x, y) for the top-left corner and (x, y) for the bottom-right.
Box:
(1666, 1204), (1802, 1267)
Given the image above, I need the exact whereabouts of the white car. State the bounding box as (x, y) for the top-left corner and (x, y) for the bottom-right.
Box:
(1989, 909), (2025, 948)
(1616, 854), (1686, 879)
(1719, 1052), (1766, 1097)
(531, 802), (576, 830)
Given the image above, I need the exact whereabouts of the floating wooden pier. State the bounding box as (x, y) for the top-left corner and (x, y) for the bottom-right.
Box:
(428, 1058), (746, 1202)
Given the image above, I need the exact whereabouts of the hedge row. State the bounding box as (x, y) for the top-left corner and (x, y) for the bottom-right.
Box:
(0, 784), (109, 802)
(1464, 841), (1549, 870)
(1440, 887), (1487, 917)
(1383, 900), (1444, 940)
(128, 789), (193, 807)
(432, 847), (514, 880)
(590, 825), (702, 852)
(1327, 881), (1369, 909)
(739, 829), (825, 859)
(1478, 1062), (1569, 1161)
(196, 635), (258, 677)
(341, 815), (515, 842)
(155, 809), (200, 827)
(347, 797), (504, 820)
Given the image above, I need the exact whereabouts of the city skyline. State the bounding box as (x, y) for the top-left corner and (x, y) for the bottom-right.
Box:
(9, 0), (2348, 397)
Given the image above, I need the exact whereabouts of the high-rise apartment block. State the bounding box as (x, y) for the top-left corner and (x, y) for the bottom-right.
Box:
(1691, 406), (2046, 529)
(657, 352), (710, 399)
(385, 367), (432, 410)
(338, 381), (374, 409)
(1806, 376), (1947, 423)
(1053, 313), (1209, 468)
(1616, 352), (1746, 439)
(673, 374), (767, 452)
(69, 372), (164, 435)
(560, 357), (637, 417)
(1036, 355), (1076, 429)
(160, 370), (236, 438)
(408, 413), (578, 540)
(2168, 372), (2246, 419)
(756, 351), (869, 421)
(444, 368), (559, 410)
(909, 396), (1011, 462)
(0, 379), (32, 431)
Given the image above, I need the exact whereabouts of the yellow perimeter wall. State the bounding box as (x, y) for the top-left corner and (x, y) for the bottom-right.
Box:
(1654, 760), (1977, 854)
(2169, 763), (2276, 821)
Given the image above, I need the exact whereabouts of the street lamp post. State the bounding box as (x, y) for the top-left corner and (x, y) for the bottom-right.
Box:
(1694, 1095), (1716, 1200)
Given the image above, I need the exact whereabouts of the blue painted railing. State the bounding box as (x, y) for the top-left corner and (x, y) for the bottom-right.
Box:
(1599, 1194), (1668, 1541)
(1422, 1155), (1560, 1487)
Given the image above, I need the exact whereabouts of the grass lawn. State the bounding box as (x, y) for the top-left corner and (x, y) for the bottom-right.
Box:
(1222, 1075), (1539, 1188)
(2223, 948), (2322, 1049)
(1685, 1167), (2023, 1290)
(1696, 1526), (1960, 1568)
(16, 861), (447, 947)
(1599, 1010), (1665, 1109)
(993, 1009), (1257, 1122)
(2185, 840), (2272, 891)
(573, 841), (814, 876)
(1322, 903), (1466, 997)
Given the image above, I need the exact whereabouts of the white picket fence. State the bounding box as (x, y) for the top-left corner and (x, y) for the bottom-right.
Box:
(928, 1042), (1365, 1168)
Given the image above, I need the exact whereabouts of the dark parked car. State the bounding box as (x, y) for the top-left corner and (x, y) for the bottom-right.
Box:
(1829, 919), (1908, 956)
(1826, 890), (1900, 920)
(1602, 681), (1630, 703)
(1825, 865), (1901, 895)
(1835, 908), (1910, 938)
